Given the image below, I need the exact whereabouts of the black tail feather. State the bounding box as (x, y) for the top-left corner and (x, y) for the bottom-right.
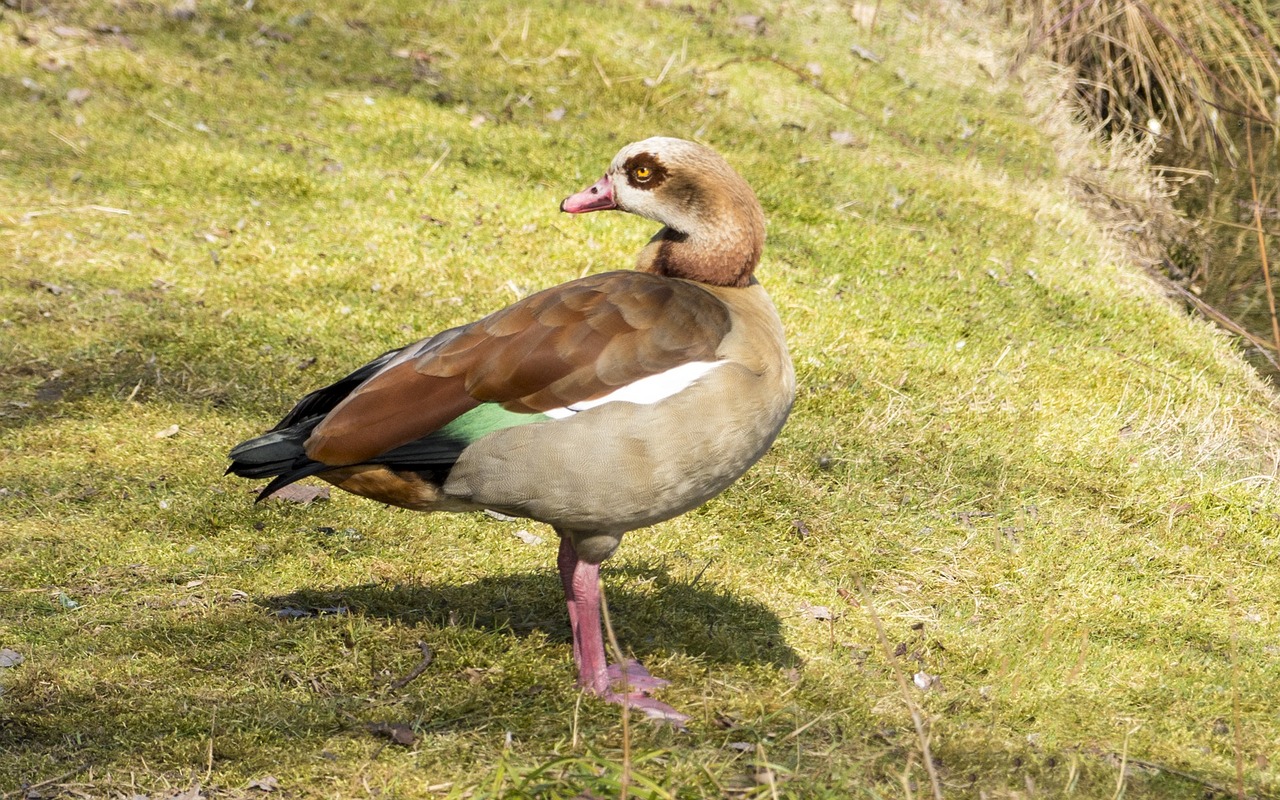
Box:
(228, 420), (331, 501)
(229, 341), (469, 500)
(227, 424), (314, 476)
(255, 460), (332, 503)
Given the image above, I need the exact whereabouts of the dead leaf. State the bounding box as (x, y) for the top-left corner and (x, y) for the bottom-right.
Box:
(392, 48), (432, 61)
(850, 3), (878, 27)
(713, 712), (739, 729)
(836, 587), (860, 608)
(513, 529), (544, 546)
(913, 670), (940, 691)
(366, 721), (416, 746)
(30, 280), (69, 295)
(462, 666), (504, 685)
(799, 603), (833, 621)
(0, 648), (24, 668)
(247, 776), (279, 792)
(829, 130), (862, 148)
(850, 44), (883, 63)
(265, 484), (330, 504)
(256, 25), (293, 43)
(154, 424), (180, 439)
(162, 784), (204, 800)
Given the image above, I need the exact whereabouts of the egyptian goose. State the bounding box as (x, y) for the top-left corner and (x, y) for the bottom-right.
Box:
(228, 137), (795, 721)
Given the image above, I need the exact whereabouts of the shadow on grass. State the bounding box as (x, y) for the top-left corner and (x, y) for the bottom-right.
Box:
(261, 564), (798, 668)
(0, 569), (794, 785)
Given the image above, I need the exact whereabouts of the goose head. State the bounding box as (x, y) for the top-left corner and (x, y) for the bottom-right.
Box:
(561, 137), (766, 288)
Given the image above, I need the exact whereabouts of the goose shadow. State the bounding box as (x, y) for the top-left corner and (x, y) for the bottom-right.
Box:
(260, 562), (797, 668)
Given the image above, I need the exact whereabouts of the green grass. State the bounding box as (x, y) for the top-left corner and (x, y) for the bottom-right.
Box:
(2, 1), (1279, 797)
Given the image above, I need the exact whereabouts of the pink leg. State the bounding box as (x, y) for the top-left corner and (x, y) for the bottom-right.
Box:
(558, 536), (608, 694)
(556, 536), (689, 725)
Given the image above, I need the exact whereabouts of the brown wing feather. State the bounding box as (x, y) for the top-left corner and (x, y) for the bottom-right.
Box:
(305, 271), (731, 465)
(304, 367), (479, 465)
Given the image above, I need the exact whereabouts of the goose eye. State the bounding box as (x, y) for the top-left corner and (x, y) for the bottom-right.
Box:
(632, 166), (653, 182)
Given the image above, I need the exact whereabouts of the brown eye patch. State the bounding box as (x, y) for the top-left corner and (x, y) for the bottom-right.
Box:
(622, 152), (667, 190)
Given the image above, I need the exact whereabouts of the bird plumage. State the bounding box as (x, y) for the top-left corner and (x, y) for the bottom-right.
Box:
(228, 136), (794, 722)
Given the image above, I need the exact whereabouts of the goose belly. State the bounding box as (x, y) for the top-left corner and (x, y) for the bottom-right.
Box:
(443, 360), (793, 534)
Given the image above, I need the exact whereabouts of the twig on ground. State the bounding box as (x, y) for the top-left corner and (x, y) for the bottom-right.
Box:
(49, 130), (85, 155)
(1228, 587), (1244, 800)
(757, 742), (781, 800)
(856, 577), (943, 800)
(145, 109), (186, 133)
(1, 764), (90, 800)
(1244, 124), (1280, 356)
(702, 55), (856, 111)
(389, 640), (435, 690)
(1118, 756), (1259, 800)
(1112, 726), (1132, 800)
(1144, 261), (1280, 369)
(687, 557), (714, 590)
(205, 705), (216, 782)
(599, 580), (631, 800)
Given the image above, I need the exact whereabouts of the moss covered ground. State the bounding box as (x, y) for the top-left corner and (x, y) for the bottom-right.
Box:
(2, 1), (1278, 797)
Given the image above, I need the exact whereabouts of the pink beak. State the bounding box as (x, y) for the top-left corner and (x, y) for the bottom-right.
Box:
(561, 174), (617, 213)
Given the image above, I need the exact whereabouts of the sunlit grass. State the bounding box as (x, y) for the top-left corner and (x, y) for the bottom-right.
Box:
(3, 1), (1280, 797)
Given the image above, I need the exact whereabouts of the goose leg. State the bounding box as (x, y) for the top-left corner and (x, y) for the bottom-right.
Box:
(558, 535), (608, 694)
(556, 535), (689, 724)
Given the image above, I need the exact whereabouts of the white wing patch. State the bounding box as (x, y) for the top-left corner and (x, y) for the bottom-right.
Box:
(543, 361), (723, 420)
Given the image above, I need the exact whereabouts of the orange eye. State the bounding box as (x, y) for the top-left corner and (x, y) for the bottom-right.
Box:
(633, 166), (653, 181)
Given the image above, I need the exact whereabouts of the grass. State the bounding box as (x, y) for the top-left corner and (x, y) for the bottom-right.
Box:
(2, 0), (1280, 797)
(1013, 0), (1280, 157)
(1007, 0), (1280, 380)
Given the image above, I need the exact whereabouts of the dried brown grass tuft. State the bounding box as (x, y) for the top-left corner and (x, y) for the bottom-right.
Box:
(1013, 0), (1280, 159)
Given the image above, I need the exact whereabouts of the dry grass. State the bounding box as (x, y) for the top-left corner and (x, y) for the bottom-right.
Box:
(1013, 0), (1280, 158)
